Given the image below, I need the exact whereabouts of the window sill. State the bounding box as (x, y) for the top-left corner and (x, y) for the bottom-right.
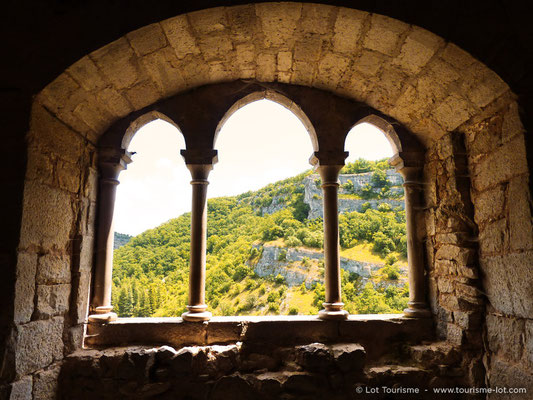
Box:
(85, 314), (434, 357)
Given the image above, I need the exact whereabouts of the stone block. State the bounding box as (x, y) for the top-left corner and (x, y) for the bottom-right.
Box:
(277, 51), (292, 72)
(227, 5), (256, 42)
(433, 94), (475, 131)
(446, 323), (465, 346)
(410, 342), (460, 365)
(439, 43), (475, 70)
(298, 3), (335, 35)
(502, 101), (525, 140)
(196, 32), (234, 63)
(295, 343), (334, 372)
(479, 218), (508, 256)
(525, 320), (533, 369)
(161, 15), (200, 59)
(464, 114), (504, 160)
(315, 52), (350, 89)
(19, 181), (74, 251)
(72, 97), (114, 134)
(508, 175), (533, 252)
(8, 376), (32, 400)
(233, 43), (255, 71)
(206, 320), (243, 344)
(14, 252), (37, 324)
(255, 52), (276, 82)
(487, 314), (525, 363)
(480, 252), (533, 318)
(332, 8), (366, 53)
(353, 50), (386, 77)
(25, 147), (54, 186)
(330, 343), (365, 373)
(122, 79), (161, 110)
(488, 357), (533, 398)
(90, 37), (142, 90)
(256, 2), (302, 48)
(437, 277), (454, 293)
(33, 365), (60, 400)
(15, 317), (64, 377)
(140, 47), (188, 97)
(176, 55), (211, 88)
(95, 87), (134, 118)
(293, 37), (323, 62)
(472, 133), (528, 192)
(56, 160), (81, 193)
(363, 14), (409, 56)
(66, 56), (107, 91)
(435, 245), (475, 266)
(35, 284), (71, 318)
(472, 185), (505, 224)
(29, 104), (84, 164)
(127, 23), (167, 56)
(465, 62), (508, 108)
(37, 253), (71, 285)
(394, 26), (444, 74)
(290, 60), (316, 86)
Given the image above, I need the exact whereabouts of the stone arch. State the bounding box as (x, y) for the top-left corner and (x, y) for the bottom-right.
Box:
(36, 3), (512, 148)
(214, 89), (318, 152)
(121, 110), (183, 151)
(344, 114), (403, 156)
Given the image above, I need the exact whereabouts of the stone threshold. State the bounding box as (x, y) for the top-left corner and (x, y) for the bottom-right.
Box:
(85, 314), (434, 360)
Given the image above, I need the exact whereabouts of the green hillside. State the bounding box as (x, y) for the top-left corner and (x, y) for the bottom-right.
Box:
(112, 159), (409, 317)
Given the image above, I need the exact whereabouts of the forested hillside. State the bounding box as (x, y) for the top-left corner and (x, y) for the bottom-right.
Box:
(112, 159), (409, 317)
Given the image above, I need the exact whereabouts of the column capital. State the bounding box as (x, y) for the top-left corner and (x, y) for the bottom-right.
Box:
(181, 149), (218, 165)
(98, 147), (133, 180)
(310, 150), (348, 167)
(389, 151), (424, 183)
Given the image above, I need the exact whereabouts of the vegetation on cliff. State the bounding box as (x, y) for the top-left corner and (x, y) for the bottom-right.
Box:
(112, 159), (409, 317)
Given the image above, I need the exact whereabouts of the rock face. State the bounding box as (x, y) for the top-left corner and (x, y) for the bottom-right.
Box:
(304, 171), (405, 219)
(251, 245), (383, 287)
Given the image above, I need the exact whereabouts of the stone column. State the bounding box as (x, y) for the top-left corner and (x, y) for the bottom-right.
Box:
(398, 165), (431, 318)
(317, 164), (349, 320)
(181, 150), (217, 322)
(89, 148), (132, 323)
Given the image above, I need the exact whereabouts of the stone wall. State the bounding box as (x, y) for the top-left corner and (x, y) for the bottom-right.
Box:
(1, 103), (97, 398)
(424, 131), (486, 388)
(462, 101), (533, 396)
(2, 3), (532, 399)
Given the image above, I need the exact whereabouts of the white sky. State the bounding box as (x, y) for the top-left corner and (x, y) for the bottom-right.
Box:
(114, 100), (393, 235)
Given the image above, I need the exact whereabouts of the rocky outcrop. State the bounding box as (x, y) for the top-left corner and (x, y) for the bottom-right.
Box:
(251, 245), (383, 287)
(304, 170), (405, 219)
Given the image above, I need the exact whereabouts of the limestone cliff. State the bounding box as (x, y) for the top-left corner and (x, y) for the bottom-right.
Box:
(250, 244), (384, 288)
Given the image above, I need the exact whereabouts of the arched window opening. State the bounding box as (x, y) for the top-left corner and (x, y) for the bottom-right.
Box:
(206, 98), (321, 316)
(339, 122), (409, 315)
(110, 119), (192, 318)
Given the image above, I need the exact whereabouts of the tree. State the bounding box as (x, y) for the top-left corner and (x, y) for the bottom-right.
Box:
(371, 169), (389, 188)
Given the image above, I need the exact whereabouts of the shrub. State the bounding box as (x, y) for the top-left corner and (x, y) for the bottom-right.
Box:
(288, 307), (299, 315)
(277, 250), (287, 261)
(286, 236), (302, 247)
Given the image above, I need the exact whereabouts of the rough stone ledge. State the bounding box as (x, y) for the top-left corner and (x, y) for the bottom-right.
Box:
(85, 315), (434, 360)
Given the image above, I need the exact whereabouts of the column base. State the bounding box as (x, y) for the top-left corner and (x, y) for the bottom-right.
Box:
(88, 306), (117, 323)
(182, 305), (212, 322)
(182, 310), (212, 322)
(403, 302), (432, 318)
(318, 302), (349, 320)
